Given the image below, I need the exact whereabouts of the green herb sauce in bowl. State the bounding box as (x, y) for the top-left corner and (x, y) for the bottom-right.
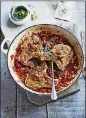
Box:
(12, 6), (28, 21)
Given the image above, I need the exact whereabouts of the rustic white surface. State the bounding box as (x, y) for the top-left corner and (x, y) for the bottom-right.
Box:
(1, 1), (85, 118)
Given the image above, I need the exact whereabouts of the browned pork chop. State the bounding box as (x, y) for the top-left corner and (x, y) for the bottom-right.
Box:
(51, 44), (73, 70)
(16, 33), (43, 66)
(24, 60), (52, 89)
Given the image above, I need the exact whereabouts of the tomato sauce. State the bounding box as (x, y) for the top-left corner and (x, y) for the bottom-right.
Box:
(10, 55), (14, 60)
(12, 30), (79, 93)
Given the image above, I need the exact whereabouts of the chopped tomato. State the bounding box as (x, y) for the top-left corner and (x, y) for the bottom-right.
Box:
(59, 78), (68, 87)
(16, 46), (22, 55)
(36, 88), (51, 93)
(10, 55), (14, 60)
(56, 85), (61, 91)
(17, 71), (26, 77)
(14, 60), (23, 68)
(67, 64), (73, 73)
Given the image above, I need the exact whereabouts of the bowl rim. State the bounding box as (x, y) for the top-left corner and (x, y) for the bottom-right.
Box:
(7, 24), (84, 95)
(9, 5), (29, 25)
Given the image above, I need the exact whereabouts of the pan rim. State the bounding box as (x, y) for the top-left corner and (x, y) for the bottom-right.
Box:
(7, 24), (84, 95)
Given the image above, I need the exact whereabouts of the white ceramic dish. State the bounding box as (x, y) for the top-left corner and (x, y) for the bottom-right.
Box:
(1, 24), (84, 95)
(9, 5), (30, 25)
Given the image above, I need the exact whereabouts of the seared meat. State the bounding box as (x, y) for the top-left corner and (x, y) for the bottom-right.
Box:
(25, 75), (52, 89)
(32, 51), (50, 61)
(31, 43), (73, 71)
(25, 60), (52, 89)
(27, 59), (51, 81)
(16, 33), (43, 66)
(51, 44), (73, 70)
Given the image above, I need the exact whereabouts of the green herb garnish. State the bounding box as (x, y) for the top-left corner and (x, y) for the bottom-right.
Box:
(13, 8), (28, 19)
(50, 55), (55, 62)
(31, 13), (37, 20)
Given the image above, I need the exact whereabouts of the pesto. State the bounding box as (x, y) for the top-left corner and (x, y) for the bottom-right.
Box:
(13, 8), (28, 19)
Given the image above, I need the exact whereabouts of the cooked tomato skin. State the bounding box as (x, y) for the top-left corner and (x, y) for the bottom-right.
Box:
(10, 55), (14, 60)
(17, 71), (26, 77)
(16, 46), (22, 55)
(14, 59), (23, 68)
(35, 88), (51, 93)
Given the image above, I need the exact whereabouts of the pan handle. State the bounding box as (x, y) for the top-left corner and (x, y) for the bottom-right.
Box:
(1, 37), (12, 55)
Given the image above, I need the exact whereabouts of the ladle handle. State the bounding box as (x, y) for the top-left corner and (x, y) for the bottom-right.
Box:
(51, 62), (57, 100)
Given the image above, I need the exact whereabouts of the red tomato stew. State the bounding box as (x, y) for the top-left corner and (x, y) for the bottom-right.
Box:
(11, 30), (80, 93)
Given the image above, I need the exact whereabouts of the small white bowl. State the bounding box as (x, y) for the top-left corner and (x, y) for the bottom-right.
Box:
(9, 5), (30, 25)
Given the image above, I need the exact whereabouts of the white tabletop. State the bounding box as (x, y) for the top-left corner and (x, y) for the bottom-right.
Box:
(1, 1), (85, 37)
